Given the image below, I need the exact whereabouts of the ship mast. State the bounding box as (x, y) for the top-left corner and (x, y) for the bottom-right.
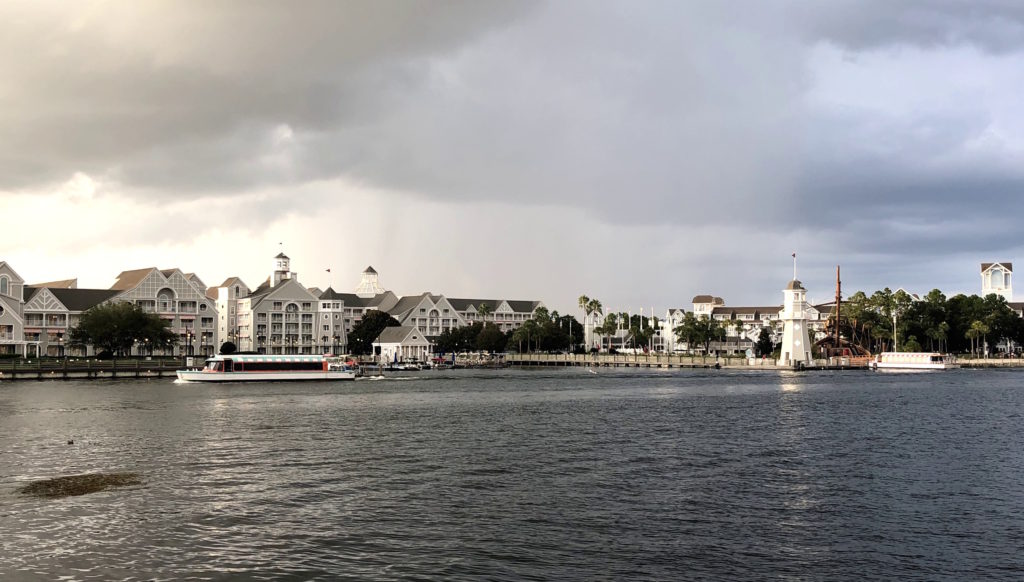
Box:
(834, 265), (842, 354)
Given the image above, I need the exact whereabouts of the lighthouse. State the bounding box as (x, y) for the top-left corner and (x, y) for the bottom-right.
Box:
(777, 279), (812, 367)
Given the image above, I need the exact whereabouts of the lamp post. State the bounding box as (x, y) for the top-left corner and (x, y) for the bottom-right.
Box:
(186, 330), (193, 357)
(258, 334), (266, 354)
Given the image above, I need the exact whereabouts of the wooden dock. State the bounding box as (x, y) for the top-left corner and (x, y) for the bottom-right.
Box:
(0, 359), (185, 381)
(507, 353), (871, 370)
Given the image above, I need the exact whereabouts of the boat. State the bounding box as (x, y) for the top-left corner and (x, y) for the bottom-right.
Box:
(176, 354), (356, 382)
(869, 352), (959, 371)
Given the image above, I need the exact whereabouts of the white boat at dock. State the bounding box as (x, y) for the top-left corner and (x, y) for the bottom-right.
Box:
(869, 352), (959, 371)
(176, 354), (356, 382)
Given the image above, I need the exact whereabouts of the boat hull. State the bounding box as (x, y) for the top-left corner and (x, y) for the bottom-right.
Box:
(871, 362), (960, 370)
(176, 370), (356, 382)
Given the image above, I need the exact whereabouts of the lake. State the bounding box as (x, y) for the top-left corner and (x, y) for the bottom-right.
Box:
(2, 368), (1023, 580)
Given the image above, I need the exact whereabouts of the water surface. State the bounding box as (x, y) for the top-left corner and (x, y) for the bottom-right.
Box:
(2, 369), (1023, 580)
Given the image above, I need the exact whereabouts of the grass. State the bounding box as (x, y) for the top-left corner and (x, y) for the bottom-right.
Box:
(18, 472), (143, 498)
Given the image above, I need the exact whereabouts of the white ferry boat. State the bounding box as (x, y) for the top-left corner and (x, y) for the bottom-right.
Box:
(869, 352), (959, 371)
(176, 354), (356, 382)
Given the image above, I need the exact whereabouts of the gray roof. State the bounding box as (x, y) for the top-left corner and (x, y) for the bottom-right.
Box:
(505, 300), (541, 313)
(785, 280), (805, 291)
(275, 252), (289, 259)
(374, 325), (428, 344)
(26, 287), (120, 312)
(981, 262), (1012, 272)
(387, 294), (429, 318)
(319, 288), (374, 307)
(363, 265), (378, 274)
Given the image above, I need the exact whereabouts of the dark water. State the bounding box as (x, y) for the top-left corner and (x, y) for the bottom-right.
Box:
(2, 369), (1023, 581)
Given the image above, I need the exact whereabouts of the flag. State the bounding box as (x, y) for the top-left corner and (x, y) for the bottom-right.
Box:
(792, 252), (796, 258)
(325, 268), (331, 273)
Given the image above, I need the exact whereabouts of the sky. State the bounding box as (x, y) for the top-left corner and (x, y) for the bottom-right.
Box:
(3, 0), (1024, 315)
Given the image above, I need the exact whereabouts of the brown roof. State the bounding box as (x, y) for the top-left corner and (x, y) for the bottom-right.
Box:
(28, 278), (77, 289)
(981, 262), (1013, 273)
(110, 267), (156, 290)
(691, 295), (724, 304)
(785, 280), (805, 290)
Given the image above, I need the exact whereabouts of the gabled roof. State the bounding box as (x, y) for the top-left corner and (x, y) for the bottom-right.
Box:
(28, 278), (77, 289)
(506, 300), (541, 313)
(247, 277), (273, 299)
(363, 265), (377, 274)
(373, 325), (430, 345)
(387, 293), (431, 318)
(981, 262), (1012, 273)
(275, 252), (289, 259)
(47, 288), (120, 312)
(110, 267), (157, 290)
(319, 288), (373, 306)
(692, 295), (724, 304)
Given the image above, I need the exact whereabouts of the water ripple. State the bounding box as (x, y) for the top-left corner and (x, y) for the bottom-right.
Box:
(2, 369), (1024, 580)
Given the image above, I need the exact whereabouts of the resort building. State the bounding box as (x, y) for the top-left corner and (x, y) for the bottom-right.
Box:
(317, 288), (400, 354)
(0, 262), (27, 356)
(981, 262), (1013, 302)
(109, 267), (219, 355)
(236, 253), (321, 354)
(22, 286), (119, 356)
(372, 325), (433, 363)
(210, 277), (251, 350)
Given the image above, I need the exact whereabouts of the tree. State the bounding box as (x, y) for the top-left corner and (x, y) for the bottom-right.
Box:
(476, 302), (493, 324)
(597, 313), (618, 351)
(755, 327), (773, 357)
(476, 323), (508, 352)
(68, 302), (178, 356)
(674, 314), (724, 359)
(219, 341), (237, 355)
(579, 296), (603, 350)
(347, 310), (401, 355)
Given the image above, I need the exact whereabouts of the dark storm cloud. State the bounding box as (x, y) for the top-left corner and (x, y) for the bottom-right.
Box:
(5, 0), (1024, 300)
(795, 0), (1024, 53)
(0, 1), (534, 191)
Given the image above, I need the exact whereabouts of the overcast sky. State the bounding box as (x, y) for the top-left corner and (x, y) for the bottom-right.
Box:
(4, 0), (1024, 314)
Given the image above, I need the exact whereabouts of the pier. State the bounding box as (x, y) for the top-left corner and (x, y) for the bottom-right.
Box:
(0, 358), (184, 381)
(507, 353), (872, 370)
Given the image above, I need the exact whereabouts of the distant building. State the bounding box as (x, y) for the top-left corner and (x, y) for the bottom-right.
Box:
(109, 267), (219, 356)
(372, 325), (433, 363)
(320, 266), (544, 348)
(236, 253), (320, 354)
(22, 287), (119, 356)
(210, 277), (251, 350)
(981, 262), (1013, 302)
(0, 261), (27, 356)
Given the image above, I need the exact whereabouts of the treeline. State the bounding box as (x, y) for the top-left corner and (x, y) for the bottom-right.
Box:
(841, 289), (1023, 354)
(434, 307), (584, 353)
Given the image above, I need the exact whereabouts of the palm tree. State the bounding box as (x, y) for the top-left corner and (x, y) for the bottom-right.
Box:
(581, 298), (603, 350)
(477, 302), (493, 324)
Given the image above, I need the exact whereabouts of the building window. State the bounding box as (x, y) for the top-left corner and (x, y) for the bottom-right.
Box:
(0, 276), (8, 296)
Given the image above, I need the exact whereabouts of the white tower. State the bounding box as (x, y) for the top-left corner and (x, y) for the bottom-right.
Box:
(777, 279), (812, 367)
(981, 262), (1012, 302)
(272, 252), (291, 286)
(355, 266), (385, 298)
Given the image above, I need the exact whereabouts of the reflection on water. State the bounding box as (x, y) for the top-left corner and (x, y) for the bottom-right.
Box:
(1, 369), (1023, 581)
